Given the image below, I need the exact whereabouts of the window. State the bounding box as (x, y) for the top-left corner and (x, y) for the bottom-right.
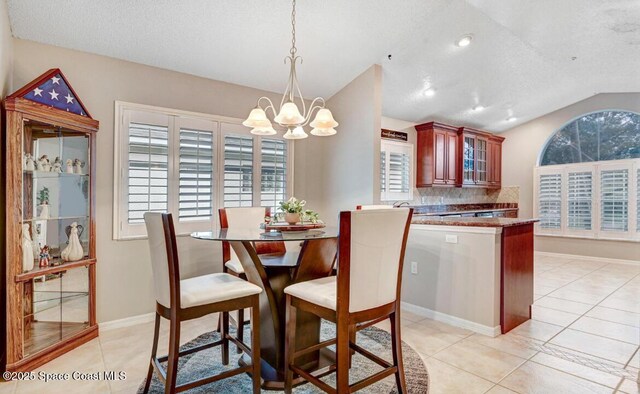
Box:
(534, 110), (640, 241)
(114, 102), (292, 239)
(380, 140), (413, 201)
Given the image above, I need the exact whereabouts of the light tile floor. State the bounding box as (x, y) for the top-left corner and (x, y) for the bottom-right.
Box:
(1, 255), (638, 393)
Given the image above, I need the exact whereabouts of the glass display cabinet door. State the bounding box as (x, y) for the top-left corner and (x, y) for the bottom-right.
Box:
(476, 138), (488, 184)
(463, 136), (475, 183)
(22, 123), (91, 270)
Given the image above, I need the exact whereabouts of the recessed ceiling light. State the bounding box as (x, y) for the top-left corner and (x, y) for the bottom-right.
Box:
(456, 34), (473, 47)
(424, 88), (436, 97)
(472, 105), (484, 112)
(506, 116), (517, 122)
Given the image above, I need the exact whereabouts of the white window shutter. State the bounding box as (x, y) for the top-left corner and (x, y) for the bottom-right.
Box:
(567, 171), (592, 230)
(600, 168), (629, 232)
(380, 140), (413, 201)
(538, 173), (562, 229)
(178, 128), (214, 222)
(223, 135), (254, 207)
(260, 138), (288, 213)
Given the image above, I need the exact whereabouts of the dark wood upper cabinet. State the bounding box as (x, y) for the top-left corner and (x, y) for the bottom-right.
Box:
(416, 122), (504, 189)
(415, 122), (459, 187)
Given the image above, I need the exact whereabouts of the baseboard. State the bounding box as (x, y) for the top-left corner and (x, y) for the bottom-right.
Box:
(100, 312), (155, 331)
(535, 251), (640, 266)
(401, 302), (501, 337)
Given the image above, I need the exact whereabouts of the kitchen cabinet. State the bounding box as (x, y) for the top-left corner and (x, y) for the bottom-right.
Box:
(415, 122), (459, 187)
(458, 127), (504, 189)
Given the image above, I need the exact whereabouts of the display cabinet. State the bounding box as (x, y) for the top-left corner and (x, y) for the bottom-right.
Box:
(2, 69), (99, 371)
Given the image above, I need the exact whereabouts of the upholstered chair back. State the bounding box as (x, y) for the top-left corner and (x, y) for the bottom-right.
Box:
(339, 208), (412, 313)
(356, 204), (393, 210)
(144, 212), (179, 309)
(220, 207), (269, 261)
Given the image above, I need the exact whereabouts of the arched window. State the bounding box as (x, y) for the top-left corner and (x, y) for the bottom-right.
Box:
(534, 110), (640, 241)
(540, 110), (640, 166)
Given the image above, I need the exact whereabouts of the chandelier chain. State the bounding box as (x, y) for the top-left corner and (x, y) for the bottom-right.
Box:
(290, 0), (297, 56)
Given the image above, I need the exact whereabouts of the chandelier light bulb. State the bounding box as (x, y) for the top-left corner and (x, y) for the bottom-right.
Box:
(283, 126), (308, 140)
(310, 108), (339, 129)
(274, 102), (305, 126)
(242, 107), (271, 128)
(310, 127), (337, 136)
(250, 125), (278, 136)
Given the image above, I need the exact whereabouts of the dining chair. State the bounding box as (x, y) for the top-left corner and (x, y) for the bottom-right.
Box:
(355, 204), (393, 210)
(283, 208), (413, 393)
(143, 212), (262, 394)
(218, 207), (289, 350)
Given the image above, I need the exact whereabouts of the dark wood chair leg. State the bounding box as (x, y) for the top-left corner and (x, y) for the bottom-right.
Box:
(284, 295), (297, 394)
(336, 317), (350, 393)
(143, 312), (161, 393)
(390, 311), (407, 394)
(221, 310), (230, 365)
(236, 308), (245, 354)
(250, 296), (261, 393)
(348, 323), (356, 368)
(165, 315), (181, 394)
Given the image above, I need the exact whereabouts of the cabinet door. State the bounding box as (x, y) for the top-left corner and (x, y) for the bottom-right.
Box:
(462, 135), (476, 184)
(493, 142), (502, 186)
(433, 129), (447, 184)
(446, 132), (458, 184)
(476, 137), (488, 185)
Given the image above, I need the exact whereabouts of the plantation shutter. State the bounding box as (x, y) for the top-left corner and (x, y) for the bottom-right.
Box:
(567, 171), (592, 230)
(223, 135), (254, 207)
(127, 121), (169, 224)
(260, 138), (288, 213)
(178, 128), (214, 222)
(381, 141), (413, 201)
(538, 173), (562, 229)
(600, 169), (629, 232)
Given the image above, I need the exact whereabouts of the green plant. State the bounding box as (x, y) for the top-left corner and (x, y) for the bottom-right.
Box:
(37, 187), (49, 205)
(278, 197), (320, 223)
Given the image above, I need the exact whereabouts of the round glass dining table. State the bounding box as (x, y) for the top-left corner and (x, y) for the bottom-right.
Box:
(191, 227), (338, 389)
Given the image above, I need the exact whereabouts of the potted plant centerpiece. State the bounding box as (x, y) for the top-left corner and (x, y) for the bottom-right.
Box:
(279, 197), (320, 225)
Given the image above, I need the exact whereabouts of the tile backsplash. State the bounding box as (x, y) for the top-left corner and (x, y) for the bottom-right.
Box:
(410, 186), (519, 206)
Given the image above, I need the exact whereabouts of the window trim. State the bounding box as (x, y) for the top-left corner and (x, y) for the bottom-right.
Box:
(113, 101), (294, 240)
(533, 158), (640, 242)
(380, 139), (414, 202)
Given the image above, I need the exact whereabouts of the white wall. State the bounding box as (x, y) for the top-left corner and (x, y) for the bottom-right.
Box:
(0, 0), (12, 97)
(501, 93), (640, 261)
(316, 65), (383, 225)
(11, 38), (317, 322)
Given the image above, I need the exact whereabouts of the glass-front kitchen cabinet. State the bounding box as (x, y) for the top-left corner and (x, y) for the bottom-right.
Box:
(2, 69), (99, 371)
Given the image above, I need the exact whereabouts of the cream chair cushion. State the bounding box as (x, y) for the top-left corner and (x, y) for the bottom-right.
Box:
(225, 258), (245, 274)
(284, 276), (337, 310)
(178, 273), (261, 309)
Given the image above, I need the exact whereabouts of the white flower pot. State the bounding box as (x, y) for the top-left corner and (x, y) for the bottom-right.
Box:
(284, 212), (301, 225)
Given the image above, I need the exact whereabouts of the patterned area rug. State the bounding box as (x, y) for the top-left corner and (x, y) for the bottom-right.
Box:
(139, 321), (429, 393)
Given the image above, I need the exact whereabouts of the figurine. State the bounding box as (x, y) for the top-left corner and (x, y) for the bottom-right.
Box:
(73, 159), (84, 175)
(61, 222), (84, 262)
(39, 245), (50, 268)
(51, 157), (62, 173)
(66, 159), (74, 174)
(24, 153), (36, 172)
(38, 155), (51, 172)
(22, 224), (35, 272)
(37, 187), (50, 219)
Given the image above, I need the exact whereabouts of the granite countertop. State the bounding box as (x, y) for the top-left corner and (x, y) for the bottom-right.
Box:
(413, 207), (519, 217)
(411, 216), (539, 228)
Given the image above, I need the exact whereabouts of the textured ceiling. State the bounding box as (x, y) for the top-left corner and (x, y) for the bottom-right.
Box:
(6, 0), (640, 131)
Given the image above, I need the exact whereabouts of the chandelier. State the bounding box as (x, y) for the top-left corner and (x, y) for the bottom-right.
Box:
(242, 0), (338, 139)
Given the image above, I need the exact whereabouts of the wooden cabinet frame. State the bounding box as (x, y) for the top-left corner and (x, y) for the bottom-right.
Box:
(415, 122), (459, 187)
(2, 69), (99, 372)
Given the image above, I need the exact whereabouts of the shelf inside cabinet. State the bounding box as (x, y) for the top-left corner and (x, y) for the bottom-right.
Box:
(16, 258), (96, 283)
(23, 171), (89, 179)
(22, 215), (89, 223)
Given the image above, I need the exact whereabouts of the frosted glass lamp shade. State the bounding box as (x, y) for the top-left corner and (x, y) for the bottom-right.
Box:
(310, 108), (338, 129)
(274, 102), (305, 126)
(283, 126), (308, 140)
(310, 127), (337, 136)
(250, 125), (277, 136)
(243, 107), (271, 128)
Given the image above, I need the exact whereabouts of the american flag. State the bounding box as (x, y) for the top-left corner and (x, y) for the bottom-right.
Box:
(23, 73), (86, 116)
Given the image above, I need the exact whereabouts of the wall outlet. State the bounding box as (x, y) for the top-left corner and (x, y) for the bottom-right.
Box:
(410, 261), (418, 275)
(445, 234), (458, 244)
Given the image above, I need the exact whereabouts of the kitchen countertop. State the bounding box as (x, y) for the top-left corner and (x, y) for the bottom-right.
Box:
(411, 216), (539, 228)
(413, 207), (518, 217)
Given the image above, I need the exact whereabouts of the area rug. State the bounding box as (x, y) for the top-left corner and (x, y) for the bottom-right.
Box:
(139, 321), (429, 393)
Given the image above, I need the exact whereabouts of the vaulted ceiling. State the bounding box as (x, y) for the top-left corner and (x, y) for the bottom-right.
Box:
(6, 0), (640, 131)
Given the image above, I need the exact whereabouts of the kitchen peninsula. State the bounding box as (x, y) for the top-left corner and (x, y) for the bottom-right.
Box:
(402, 215), (538, 337)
